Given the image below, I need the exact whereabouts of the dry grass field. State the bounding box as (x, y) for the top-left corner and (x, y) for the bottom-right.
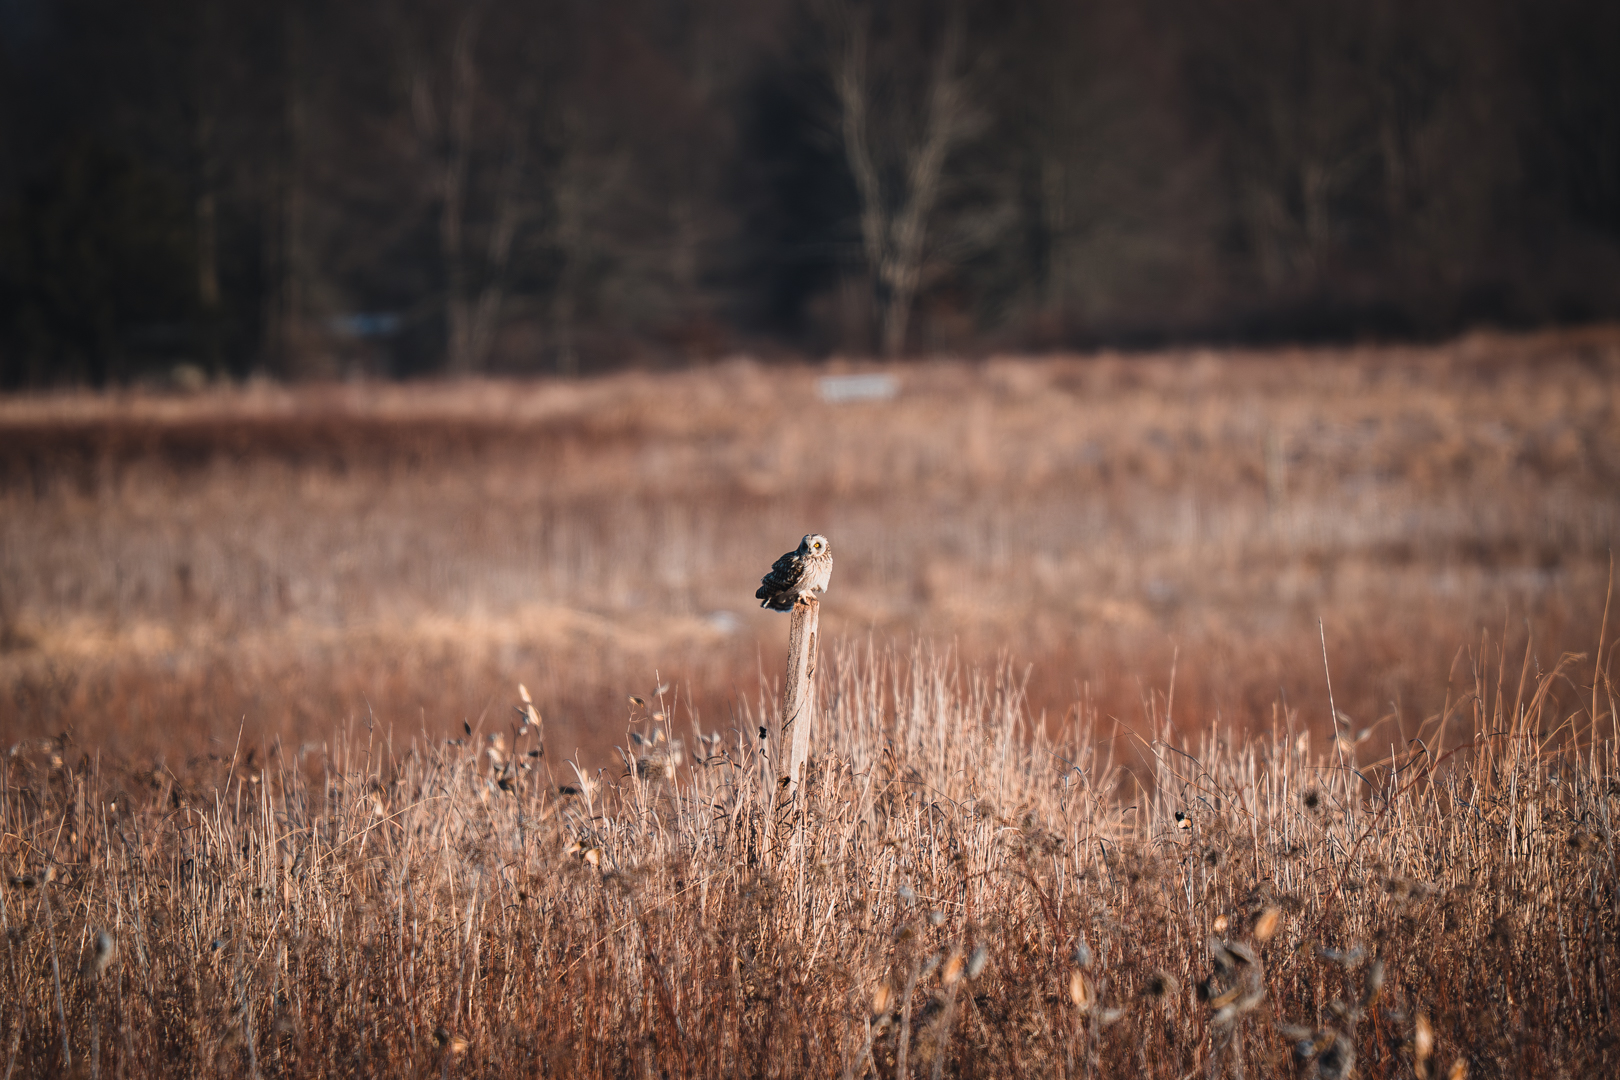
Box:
(2, 329), (1616, 758)
(0, 640), (1614, 1077)
(0, 330), (1617, 1075)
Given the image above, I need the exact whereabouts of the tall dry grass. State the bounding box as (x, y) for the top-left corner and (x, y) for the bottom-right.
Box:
(1, 629), (1614, 1077)
(2, 331), (1616, 759)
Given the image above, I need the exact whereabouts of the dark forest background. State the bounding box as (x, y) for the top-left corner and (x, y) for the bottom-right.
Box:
(2, 0), (1618, 385)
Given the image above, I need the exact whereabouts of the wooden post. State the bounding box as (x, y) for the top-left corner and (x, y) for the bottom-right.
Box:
(779, 598), (820, 798)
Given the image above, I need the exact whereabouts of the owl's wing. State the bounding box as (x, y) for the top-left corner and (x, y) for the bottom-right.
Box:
(756, 551), (804, 599)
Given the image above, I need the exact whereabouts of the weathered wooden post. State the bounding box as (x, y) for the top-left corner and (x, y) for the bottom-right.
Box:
(754, 533), (832, 812)
(779, 597), (820, 798)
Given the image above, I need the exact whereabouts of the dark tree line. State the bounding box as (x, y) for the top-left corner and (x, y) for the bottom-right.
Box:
(1, 0), (1617, 385)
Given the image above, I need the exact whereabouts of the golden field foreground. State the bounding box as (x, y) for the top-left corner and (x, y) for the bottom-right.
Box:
(0, 334), (1617, 1077)
(1, 330), (1616, 761)
(0, 641), (1615, 1078)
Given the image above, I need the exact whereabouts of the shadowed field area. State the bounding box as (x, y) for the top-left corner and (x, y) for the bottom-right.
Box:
(2, 331), (1616, 764)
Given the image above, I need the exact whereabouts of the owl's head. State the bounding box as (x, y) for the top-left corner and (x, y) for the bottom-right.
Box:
(800, 533), (831, 556)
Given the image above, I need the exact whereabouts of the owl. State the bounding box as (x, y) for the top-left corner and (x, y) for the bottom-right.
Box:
(756, 534), (834, 611)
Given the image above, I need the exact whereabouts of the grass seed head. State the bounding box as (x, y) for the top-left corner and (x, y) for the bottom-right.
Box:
(1361, 958), (1385, 1005)
(965, 943), (989, 980)
(81, 929), (116, 982)
(1319, 945), (1365, 968)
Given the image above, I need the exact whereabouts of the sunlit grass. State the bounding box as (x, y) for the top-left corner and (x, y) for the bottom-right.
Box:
(2, 333), (1615, 756)
(1, 633), (1614, 1077)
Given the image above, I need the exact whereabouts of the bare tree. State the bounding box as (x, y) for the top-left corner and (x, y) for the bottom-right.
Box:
(265, 0), (314, 376)
(403, 0), (535, 375)
(827, 0), (972, 357)
(191, 0), (222, 368)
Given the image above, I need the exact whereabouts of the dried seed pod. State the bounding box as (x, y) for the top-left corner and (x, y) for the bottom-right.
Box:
(1141, 970), (1180, 999)
(1414, 1011), (1434, 1071)
(1069, 969), (1095, 1012)
(942, 948), (965, 986)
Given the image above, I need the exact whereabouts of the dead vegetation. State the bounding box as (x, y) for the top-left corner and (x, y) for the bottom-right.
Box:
(1, 333), (1618, 1075)
(1, 331), (1616, 759)
(0, 633), (1615, 1077)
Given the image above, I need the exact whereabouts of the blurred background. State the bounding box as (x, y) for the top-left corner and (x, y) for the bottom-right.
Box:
(1, 0), (1619, 383)
(0, 1), (1616, 766)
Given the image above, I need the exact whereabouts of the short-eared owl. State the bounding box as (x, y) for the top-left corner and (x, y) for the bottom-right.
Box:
(756, 534), (833, 611)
